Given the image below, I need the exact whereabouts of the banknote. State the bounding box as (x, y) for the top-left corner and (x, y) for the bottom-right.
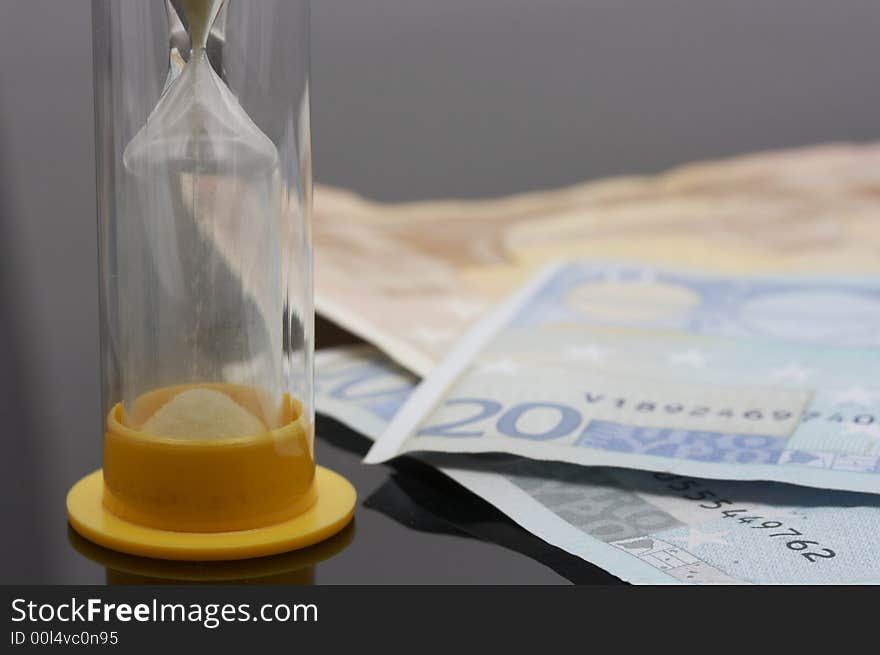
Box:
(364, 262), (880, 494)
(316, 347), (880, 584)
(315, 144), (880, 375)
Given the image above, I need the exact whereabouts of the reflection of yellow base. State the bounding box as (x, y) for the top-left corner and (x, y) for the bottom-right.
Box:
(68, 522), (355, 584)
(67, 466), (356, 561)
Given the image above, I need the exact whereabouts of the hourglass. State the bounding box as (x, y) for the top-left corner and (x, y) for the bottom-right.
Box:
(67, 0), (355, 560)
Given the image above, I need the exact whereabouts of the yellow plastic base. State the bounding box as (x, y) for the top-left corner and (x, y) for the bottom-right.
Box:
(67, 466), (356, 561)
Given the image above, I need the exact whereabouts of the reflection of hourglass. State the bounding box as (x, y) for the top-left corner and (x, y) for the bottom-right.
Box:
(68, 0), (355, 561)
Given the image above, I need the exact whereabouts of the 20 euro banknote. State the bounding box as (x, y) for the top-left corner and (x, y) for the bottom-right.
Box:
(364, 262), (880, 494)
(316, 347), (880, 584)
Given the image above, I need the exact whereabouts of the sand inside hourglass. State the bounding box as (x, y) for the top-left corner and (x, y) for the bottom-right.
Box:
(141, 388), (266, 438)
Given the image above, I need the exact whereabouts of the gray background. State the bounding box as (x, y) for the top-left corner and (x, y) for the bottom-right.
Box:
(1, 0), (879, 583)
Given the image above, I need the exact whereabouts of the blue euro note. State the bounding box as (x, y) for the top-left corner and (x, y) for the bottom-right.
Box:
(317, 347), (880, 584)
(364, 262), (880, 495)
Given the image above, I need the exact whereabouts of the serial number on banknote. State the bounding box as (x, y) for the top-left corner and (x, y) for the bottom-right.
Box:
(578, 396), (879, 426)
(582, 394), (795, 421)
(803, 410), (879, 425)
(653, 473), (837, 563)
